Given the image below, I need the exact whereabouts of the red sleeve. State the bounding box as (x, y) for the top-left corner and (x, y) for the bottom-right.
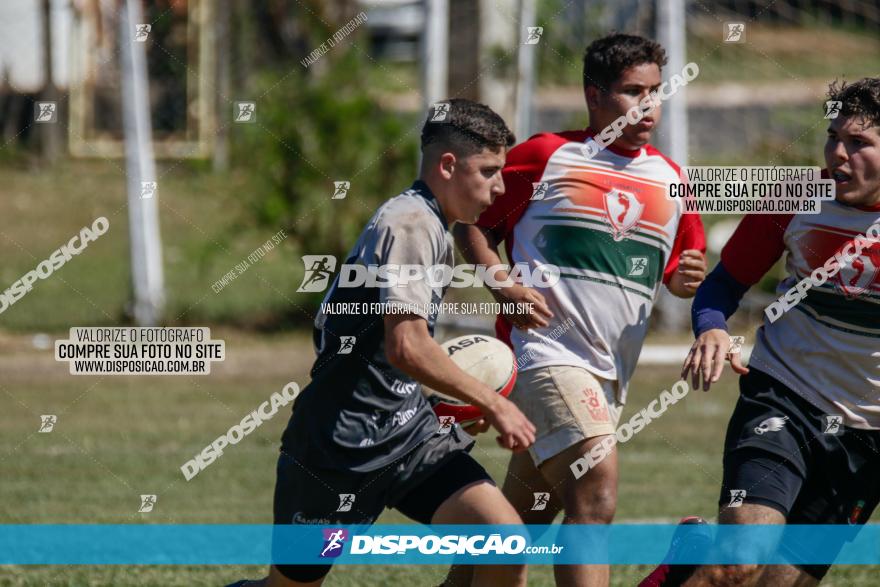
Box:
(716, 170), (823, 284)
(663, 213), (707, 284)
(719, 169), (821, 284)
(476, 132), (573, 348)
(475, 132), (571, 242)
(720, 213), (794, 285)
(643, 144), (708, 285)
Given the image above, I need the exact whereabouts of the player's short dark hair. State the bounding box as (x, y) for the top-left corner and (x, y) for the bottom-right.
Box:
(583, 33), (667, 92)
(420, 98), (515, 157)
(827, 78), (880, 128)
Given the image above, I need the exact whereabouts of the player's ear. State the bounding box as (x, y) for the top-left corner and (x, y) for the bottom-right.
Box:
(439, 152), (456, 180)
(585, 85), (601, 110)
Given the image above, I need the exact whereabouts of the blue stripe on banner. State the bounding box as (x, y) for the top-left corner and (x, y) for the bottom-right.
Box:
(0, 524), (878, 565)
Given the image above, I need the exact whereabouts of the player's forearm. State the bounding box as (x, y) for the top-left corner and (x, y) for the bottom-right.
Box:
(692, 263), (751, 336)
(667, 272), (697, 298)
(452, 224), (511, 295)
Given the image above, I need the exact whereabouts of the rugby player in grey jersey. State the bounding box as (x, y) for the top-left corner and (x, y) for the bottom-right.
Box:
(229, 99), (536, 587)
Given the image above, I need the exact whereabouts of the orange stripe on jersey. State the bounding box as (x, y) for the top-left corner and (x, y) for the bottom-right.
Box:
(556, 168), (677, 228)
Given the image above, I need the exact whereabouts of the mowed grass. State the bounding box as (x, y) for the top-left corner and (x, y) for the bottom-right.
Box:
(1, 331), (877, 586)
(0, 159), (301, 332)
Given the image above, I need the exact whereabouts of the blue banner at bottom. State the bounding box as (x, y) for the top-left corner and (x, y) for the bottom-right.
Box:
(1, 524), (878, 565)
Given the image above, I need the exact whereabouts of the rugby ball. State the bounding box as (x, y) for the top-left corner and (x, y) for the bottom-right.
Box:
(423, 334), (517, 424)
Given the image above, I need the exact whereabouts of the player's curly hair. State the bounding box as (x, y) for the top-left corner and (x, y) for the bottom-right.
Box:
(827, 78), (880, 127)
(420, 98), (515, 156)
(583, 33), (668, 92)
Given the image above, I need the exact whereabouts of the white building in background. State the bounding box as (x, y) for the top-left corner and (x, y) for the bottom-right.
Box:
(0, 0), (75, 92)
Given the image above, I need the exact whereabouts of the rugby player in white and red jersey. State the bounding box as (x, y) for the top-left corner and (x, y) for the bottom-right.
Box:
(642, 78), (880, 587)
(453, 33), (706, 587)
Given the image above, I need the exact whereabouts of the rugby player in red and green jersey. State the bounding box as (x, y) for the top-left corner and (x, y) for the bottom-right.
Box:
(453, 33), (706, 587)
(642, 78), (880, 587)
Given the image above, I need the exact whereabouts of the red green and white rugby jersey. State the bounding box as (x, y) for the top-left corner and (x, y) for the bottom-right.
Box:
(721, 202), (880, 429)
(476, 129), (705, 403)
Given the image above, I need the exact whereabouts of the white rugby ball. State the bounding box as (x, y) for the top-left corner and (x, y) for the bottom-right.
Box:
(423, 334), (517, 424)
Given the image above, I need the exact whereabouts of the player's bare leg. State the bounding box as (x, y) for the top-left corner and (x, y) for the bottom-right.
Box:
(683, 503), (784, 587)
(502, 449), (565, 524)
(442, 450), (562, 586)
(432, 480), (528, 587)
(537, 434), (618, 587)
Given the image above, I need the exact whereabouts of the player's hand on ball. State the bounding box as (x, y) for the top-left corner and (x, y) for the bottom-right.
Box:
(484, 396), (536, 452)
(682, 328), (749, 391)
(494, 284), (553, 330)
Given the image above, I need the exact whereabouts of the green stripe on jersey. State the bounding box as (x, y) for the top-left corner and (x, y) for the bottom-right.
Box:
(533, 215), (670, 249)
(535, 223), (665, 291)
(558, 272), (654, 300)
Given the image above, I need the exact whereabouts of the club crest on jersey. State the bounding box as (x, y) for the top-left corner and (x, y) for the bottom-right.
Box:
(833, 248), (880, 299)
(603, 188), (644, 241)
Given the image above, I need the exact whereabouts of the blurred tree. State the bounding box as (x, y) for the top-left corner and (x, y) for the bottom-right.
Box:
(233, 2), (420, 317)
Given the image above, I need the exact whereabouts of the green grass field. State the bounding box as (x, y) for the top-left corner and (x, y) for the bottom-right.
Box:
(1, 330), (876, 586)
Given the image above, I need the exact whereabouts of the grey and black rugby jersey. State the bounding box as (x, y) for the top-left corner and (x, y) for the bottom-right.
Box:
(283, 180), (463, 472)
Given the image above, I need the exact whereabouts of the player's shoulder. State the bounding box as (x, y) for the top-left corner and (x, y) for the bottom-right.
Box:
(375, 184), (446, 236)
(507, 130), (589, 166)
